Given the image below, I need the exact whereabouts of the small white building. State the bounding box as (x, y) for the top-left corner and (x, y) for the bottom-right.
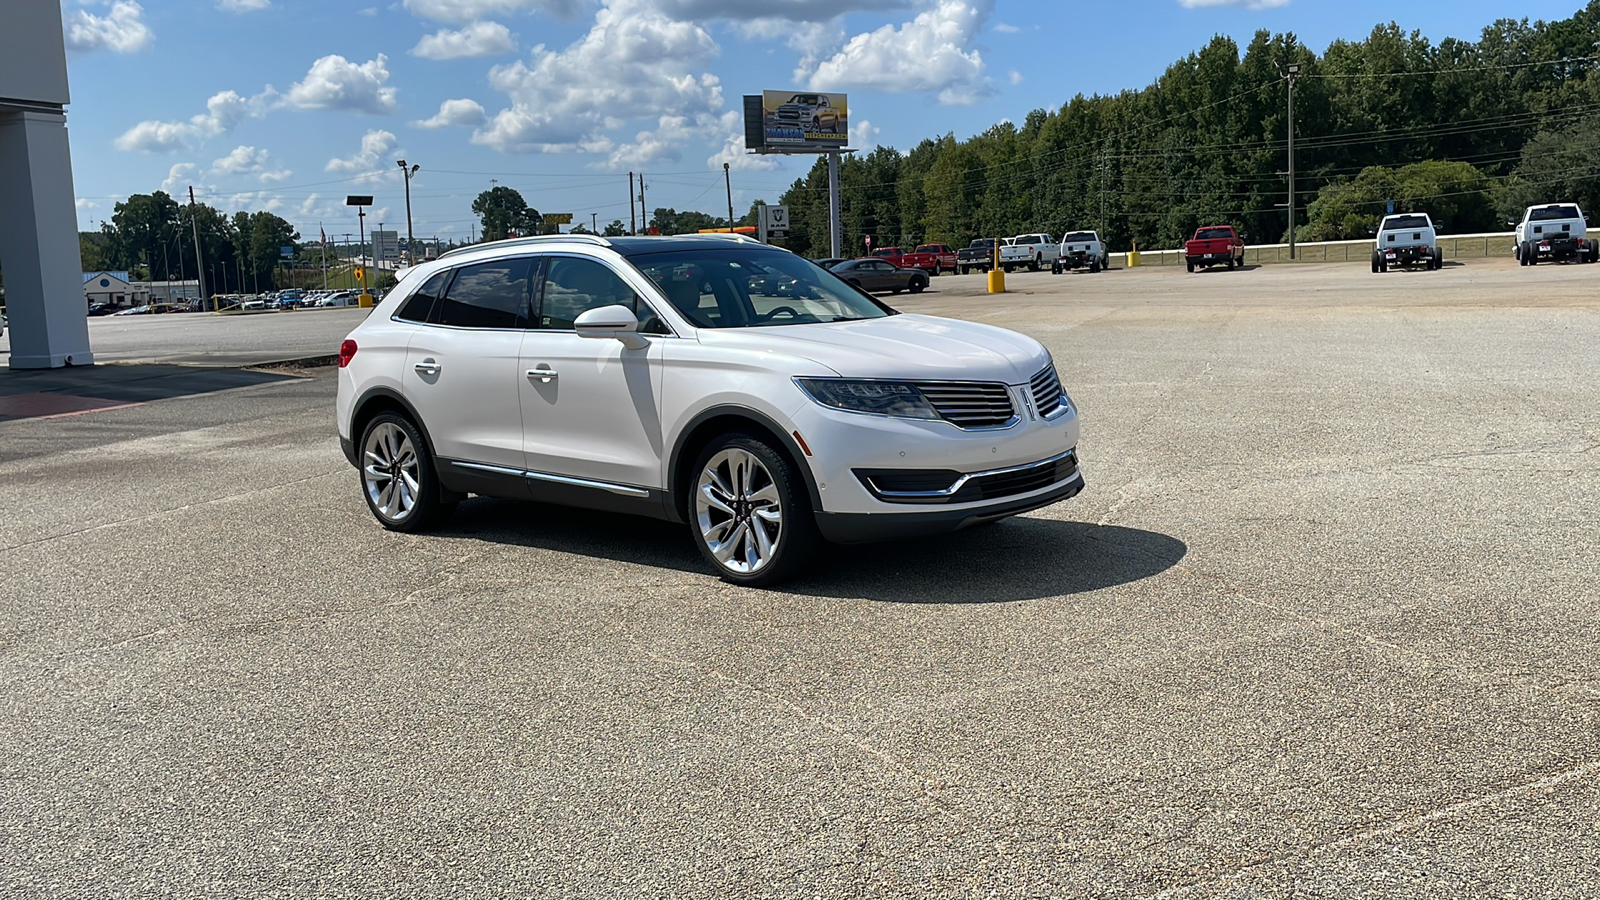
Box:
(83, 271), (150, 308)
(135, 279), (201, 303)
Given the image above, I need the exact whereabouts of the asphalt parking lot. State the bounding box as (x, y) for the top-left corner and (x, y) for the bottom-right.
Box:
(2, 257), (1597, 897)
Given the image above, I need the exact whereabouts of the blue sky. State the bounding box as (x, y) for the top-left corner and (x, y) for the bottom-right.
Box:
(61, 0), (1530, 242)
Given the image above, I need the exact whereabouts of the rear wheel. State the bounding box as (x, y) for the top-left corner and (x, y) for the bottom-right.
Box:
(1433, 248), (1443, 270)
(932, 263), (942, 276)
(1527, 243), (1538, 266)
(359, 412), (456, 533)
(1186, 260), (1195, 273)
(1089, 258), (1101, 273)
(1051, 261), (1062, 275)
(1371, 250), (1382, 273)
(689, 433), (819, 587)
(909, 276), (927, 293)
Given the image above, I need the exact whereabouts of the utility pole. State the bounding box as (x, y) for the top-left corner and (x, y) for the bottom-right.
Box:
(396, 159), (419, 264)
(591, 212), (598, 232)
(1286, 63), (1300, 260)
(187, 186), (208, 309)
(639, 173), (648, 233)
(724, 161), (734, 228)
(827, 150), (842, 259)
(628, 172), (636, 235)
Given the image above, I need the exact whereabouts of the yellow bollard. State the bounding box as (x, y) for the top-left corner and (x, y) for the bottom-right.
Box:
(1127, 242), (1141, 267)
(987, 267), (1006, 293)
(987, 237), (1006, 293)
(358, 291), (374, 308)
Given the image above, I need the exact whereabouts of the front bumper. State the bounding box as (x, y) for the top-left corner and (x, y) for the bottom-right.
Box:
(815, 471), (1085, 542)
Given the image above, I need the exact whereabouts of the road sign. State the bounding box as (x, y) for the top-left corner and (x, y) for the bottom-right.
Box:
(545, 213), (573, 225)
(353, 267), (364, 282)
(1387, 200), (1395, 214)
(279, 246), (293, 258)
(346, 195), (373, 206)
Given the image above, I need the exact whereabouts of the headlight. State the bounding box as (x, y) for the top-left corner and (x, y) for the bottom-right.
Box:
(794, 378), (939, 420)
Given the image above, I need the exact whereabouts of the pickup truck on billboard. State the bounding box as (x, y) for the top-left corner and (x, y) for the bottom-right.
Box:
(762, 91), (848, 148)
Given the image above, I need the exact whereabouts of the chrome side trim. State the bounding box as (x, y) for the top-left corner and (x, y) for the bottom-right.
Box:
(867, 448), (1079, 499)
(451, 461), (651, 498)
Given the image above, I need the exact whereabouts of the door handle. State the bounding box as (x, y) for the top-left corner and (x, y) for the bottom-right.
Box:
(414, 360), (440, 376)
(526, 368), (558, 383)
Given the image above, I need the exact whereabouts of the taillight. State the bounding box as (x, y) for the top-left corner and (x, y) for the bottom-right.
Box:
(338, 339), (357, 368)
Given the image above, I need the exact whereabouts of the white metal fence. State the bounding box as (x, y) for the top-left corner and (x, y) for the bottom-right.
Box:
(1127, 229), (1600, 266)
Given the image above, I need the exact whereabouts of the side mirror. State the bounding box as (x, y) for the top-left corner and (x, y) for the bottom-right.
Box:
(575, 304), (647, 349)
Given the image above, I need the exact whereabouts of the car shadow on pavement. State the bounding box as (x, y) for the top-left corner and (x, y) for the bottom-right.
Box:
(438, 499), (1185, 603)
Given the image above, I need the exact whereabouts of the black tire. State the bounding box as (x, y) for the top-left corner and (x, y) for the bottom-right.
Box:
(957, 265), (967, 275)
(1371, 249), (1382, 273)
(1433, 248), (1443, 270)
(1378, 255), (1388, 273)
(1226, 256), (1236, 270)
(1517, 243), (1527, 266)
(1089, 258), (1101, 273)
(1186, 260), (1195, 273)
(1051, 261), (1062, 275)
(909, 276), (927, 293)
(932, 263), (942, 276)
(1528, 245), (1537, 265)
(687, 433), (819, 587)
(358, 412), (456, 533)
(1588, 241), (1599, 263)
(1028, 259), (1041, 272)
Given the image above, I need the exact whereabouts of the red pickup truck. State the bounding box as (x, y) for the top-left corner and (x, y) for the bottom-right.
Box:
(1184, 225), (1245, 272)
(870, 244), (959, 275)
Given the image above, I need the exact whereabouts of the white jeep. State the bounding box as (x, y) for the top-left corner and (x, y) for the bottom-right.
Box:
(1372, 213), (1442, 272)
(1515, 204), (1597, 265)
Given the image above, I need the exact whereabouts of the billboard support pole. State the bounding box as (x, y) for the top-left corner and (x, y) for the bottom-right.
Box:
(827, 150), (841, 260)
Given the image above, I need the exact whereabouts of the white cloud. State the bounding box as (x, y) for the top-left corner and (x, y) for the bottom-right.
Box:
(602, 115), (695, 169)
(64, 1), (153, 54)
(992, 21), (1019, 33)
(808, 0), (994, 104)
(285, 55), (399, 114)
(326, 130), (401, 183)
(114, 90), (261, 152)
(1008, 69), (1023, 85)
(475, 0), (723, 154)
(402, 0), (583, 23)
(658, 0), (908, 19)
(217, 0), (272, 11)
(161, 163), (198, 192)
(1178, 0), (1288, 6)
(210, 145), (291, 183)
(412, 20), (517, 59)
(707, 110), (779, 171)
(76, 198), (100, 210)
(851, 116), (879, 152)
(413, 98), (489, 129)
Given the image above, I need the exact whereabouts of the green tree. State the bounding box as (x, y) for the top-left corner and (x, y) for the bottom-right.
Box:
(471, 186), (542, 241)
(602, 219), (628, 237)
(1303, 160), (1495, 240)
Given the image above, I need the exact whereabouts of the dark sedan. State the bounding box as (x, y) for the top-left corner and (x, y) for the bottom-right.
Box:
(828, 258), (929, 294)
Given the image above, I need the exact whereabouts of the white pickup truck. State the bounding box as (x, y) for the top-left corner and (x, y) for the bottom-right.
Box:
(1052, 230), (1109, 274)
(1515, 203), (1597, 265)
(1000, 233), (1057, 272)
(1371, 213), (1442, 272)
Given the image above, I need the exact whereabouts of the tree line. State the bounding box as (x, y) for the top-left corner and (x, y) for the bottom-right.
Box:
(773, 4), (1600, 257)
(79, 191), (302, 294)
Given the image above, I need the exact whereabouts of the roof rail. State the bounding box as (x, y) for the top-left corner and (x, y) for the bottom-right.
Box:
(438, 233), (612, 261)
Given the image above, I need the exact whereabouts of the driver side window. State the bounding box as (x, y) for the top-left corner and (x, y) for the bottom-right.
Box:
(539, 257), (668, 334)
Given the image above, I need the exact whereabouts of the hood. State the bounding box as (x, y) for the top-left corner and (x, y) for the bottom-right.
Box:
(695, 314), (1049, 383)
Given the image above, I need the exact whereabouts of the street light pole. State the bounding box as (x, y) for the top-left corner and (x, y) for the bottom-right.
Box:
(724, 161), (734, 228)
(396, 159), (419, 264)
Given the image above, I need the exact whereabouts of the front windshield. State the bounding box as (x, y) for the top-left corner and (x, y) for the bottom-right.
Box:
(629, 247), (894, 329)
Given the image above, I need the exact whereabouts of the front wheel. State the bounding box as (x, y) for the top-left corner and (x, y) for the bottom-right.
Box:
(359, 412), (456, 532)
(689, 434), (819, 587)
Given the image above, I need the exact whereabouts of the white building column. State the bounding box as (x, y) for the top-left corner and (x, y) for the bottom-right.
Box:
(0, 108), (93, 368)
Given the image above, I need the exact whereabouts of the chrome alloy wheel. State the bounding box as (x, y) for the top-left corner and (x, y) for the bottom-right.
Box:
(695, 447), (784, 574)
(363, 421), (420, 523)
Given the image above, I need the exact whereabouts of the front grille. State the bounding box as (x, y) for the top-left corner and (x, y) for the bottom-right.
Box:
(967, 452), (1076, 501)
(1029, 366), (1066, 418)
(915, 381), (1015, 429)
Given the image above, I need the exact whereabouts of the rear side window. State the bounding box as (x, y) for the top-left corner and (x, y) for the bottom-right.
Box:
(394, 270), (451, 323)
(437, 258), (532, 329)
(539, 257), (667, 333)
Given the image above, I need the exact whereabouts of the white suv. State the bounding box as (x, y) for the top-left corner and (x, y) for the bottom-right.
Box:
(335, 234), (1084, 585)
